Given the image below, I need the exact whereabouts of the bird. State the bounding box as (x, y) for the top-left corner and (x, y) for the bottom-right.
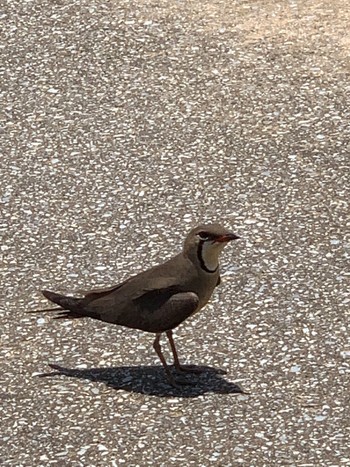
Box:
(33, 223), (240, 386)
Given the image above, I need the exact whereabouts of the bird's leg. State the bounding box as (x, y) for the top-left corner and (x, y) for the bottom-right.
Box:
(153, 333), (179, 387)
(165, 329), (182, 370)
(166, 330), (204, 374)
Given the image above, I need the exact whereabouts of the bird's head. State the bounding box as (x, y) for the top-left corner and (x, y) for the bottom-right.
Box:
(184, 223), (240, 273)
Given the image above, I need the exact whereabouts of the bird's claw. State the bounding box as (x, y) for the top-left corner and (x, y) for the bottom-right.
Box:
(175, 364), (206, 374)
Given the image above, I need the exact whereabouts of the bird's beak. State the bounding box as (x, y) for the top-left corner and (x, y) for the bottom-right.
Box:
(216, 233), (241, 243)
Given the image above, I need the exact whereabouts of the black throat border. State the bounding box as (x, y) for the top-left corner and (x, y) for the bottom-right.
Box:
(197, 240), (219, 274)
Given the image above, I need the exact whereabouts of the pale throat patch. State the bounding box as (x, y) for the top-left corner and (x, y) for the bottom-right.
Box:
(201, 241), (225, 271)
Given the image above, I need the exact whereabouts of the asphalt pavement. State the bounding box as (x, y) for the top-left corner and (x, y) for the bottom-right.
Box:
(1, 0), (350, 465)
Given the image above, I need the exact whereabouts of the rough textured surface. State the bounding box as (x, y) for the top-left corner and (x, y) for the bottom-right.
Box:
(1, 0), (350, 465)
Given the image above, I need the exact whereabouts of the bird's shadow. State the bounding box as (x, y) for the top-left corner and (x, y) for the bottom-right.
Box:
(38, 364), (245, 398)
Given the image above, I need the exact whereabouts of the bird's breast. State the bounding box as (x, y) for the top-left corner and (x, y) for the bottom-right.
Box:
(188, 270), (220, 312)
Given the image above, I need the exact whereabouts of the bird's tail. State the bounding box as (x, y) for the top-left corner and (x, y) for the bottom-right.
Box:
(42, 290), (80, 310)
(25, 290), (83, 319)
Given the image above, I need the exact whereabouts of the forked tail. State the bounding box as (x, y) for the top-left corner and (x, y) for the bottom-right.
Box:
(25, 290), (83, 319)
(42, 290), (80, 311)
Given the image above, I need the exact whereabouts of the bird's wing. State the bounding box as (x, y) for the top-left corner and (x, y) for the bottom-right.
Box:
(79, 270), (199, 332)
(82, 256), (184, 303)
(83, 278), (131, 301)
(82, 274), (178, 304)
(115, 288), (200, 333)
(131, 276), (180, 299)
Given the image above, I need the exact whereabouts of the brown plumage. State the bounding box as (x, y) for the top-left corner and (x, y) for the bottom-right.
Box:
(35, 223), (240, 386)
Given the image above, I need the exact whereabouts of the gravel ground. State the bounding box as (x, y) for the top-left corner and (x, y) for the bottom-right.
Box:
(1, 0), (350, 465)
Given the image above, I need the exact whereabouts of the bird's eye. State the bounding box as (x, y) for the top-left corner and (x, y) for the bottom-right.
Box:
(198, 231), (209, 240)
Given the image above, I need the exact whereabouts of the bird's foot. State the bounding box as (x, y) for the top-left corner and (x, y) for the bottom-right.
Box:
(175, 364), (206, 374)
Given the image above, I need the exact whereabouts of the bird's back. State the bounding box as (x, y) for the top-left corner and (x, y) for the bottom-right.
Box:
(79, 252), (219, 327)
